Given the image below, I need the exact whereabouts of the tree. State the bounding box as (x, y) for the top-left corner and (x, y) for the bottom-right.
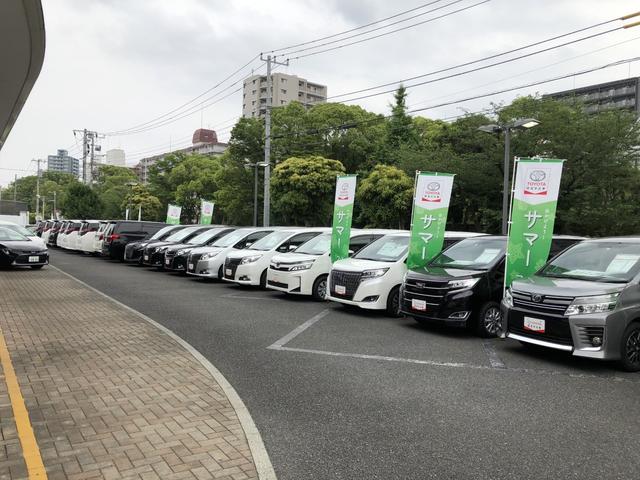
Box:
(62, 183), (103, 219)
(356, 165), (413, 229)
(387, 84), (416, 149)
(271, 156), (345, 226)
(94, 165), (138, 219)
(121, 184), (162, 221)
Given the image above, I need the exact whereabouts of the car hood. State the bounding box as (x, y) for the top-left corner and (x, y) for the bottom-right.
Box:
(271, 252), (319, 264)
(190, 246), (224, 255)
(27, 237), (46, 248)
(332, 257), (398, 272)
(165, 243), (195, 253)
(407, 266), (486, 280)
(0, 240), (47, 253)
(146, 240), (175, 249)
(227, 249), (264, 260)
(512, 275), (626, 297)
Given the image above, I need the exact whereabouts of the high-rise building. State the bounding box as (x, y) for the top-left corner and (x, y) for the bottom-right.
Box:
(547, 77), (639, 117)
(242, 73), (327, 118)
(132, 129), (227, 184)
(106, 148), (126, 167)
(47, 149), (80, 177)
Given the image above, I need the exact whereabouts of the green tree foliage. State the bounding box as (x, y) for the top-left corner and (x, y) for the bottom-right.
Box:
(62, 183), (103, 219)
(271, 156), (345, 226)
(121, 184), (162, 221)
(94, 165), (138, 219)
(357, 165), (413, 229)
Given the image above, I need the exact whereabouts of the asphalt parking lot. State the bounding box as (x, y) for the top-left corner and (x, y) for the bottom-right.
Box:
(49, 249), (640, 480)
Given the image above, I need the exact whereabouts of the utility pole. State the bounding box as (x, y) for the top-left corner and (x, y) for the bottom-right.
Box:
(73, 129), (102, 185)
(13, 174), (17, 201)
(53, 191), (57, 219)
(33, 158), (43, 220)
(259, 54), (288, 227)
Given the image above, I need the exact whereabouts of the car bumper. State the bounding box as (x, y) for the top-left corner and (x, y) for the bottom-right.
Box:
(266, 269), (314, 295)
(222, 263), (261, 286)
(327, 277), (390, 310)
(187, 257), (224, 278)
(400, 287), (474, 327)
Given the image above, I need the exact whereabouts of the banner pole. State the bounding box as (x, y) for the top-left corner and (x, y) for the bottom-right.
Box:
(503, 156), (520, 296)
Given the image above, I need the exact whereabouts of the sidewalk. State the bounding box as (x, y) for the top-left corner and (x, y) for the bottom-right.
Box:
(0, 267), (271, 480)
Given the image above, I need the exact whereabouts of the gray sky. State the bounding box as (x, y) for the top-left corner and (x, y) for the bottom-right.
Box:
(1, 0), (639, 186)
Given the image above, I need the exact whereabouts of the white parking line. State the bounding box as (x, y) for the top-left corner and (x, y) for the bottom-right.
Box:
(482, 340), (506, 369)
(268, 310), (331, 349)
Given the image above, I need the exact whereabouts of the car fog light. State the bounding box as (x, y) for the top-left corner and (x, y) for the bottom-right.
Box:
(448, 311), (470, 320)
(592, 336), (602, 347)
(362, 296), (379, 302)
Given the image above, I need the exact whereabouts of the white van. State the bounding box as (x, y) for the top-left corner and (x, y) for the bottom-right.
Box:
(187, 227), (275, 279)
(327, 232), (484, 316)
(79, 221), (103, 253)
(222, 228), (329, 287)
(266, 229), (402, 300)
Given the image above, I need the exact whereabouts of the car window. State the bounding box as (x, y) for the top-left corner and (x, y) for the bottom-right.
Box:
(295, 233), (332, 255)
(0, 227), (28, 242)
(354, 235), (410, 262)
(210, 229), (252, 248)
(188, 228), (224, 245)
(430, 237), (506, 269)
(149, 225), (176, 240)
(278, 232), (320, 252)
(238, 230), (272, 248)
(115, 222), (142, 234)
(166, 227), (199, 242)
(3, 223), (37, 237)
(249, 231), (295, 251)
(349, 235), (375, 255)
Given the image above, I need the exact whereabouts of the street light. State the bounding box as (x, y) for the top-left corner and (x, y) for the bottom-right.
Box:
(478, 118), (540, 234)
(244, 159), (268, 227)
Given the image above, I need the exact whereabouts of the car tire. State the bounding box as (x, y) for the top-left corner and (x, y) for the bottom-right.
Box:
(217, 265), (223, 280)
(618, 322), (640, 372)
(30, 265), (44, 270)
(260, 269), (268, 289)
(475, 302), (502, 338)
(312, 274), (328, 301)
(386, 286), (402, 318)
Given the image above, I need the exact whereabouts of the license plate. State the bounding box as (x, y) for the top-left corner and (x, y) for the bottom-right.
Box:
(144, 255), (149, 260)
(335, 285), (346, 295)
(28, 256), (40, 263)
(165, 258), (170, 264)
(226, 268), (232, 276)
(524, 317), (545, 333)
(411, 298), (427, 311)
(188, 263), (194, 270)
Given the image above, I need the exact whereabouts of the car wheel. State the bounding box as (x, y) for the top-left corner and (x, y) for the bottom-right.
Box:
(312, 274), (328, 301)
(260, 269), (268, 289)
(618, 323), (640, 372)
(30, 265), (44, 270)
(475, 302), (502, 338)
(217, 265), (223, 280)
(386, 286), (402, 318)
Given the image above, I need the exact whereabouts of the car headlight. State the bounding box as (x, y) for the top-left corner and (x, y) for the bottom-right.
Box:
(177, 249), (188, 256)
(289, 261), (314, 271)
(448, 278), (480, 290)
(503, 288), (513, 308)
(565, 293), (619, 316)
(361, 268), (389, 279)
(201, 252), (218, 261)
(241, 254), (263, 264)
(159, 246), (169, 252)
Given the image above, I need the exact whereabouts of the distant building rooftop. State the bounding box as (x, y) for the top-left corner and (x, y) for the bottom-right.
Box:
(546, 77), (639, 117)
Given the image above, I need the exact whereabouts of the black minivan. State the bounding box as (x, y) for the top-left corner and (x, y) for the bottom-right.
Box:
(400, 235), (584, 337)
(102, 221), (168, 260)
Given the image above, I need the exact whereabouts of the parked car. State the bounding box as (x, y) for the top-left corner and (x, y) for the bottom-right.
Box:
(266, 229), (401, 300)
(76, 221), (102, 253)
(503, 237), (640, 371)
(0, 220), (47, 250)
(164, 227), (235, 273)
(0, 226), (49, 269)
(327, 232), (483, 316)
(40, 220), (58, 244)
(223, 228), (329, 287)
(187, 227), (276, 280)
(102, 221), (168, 260)
(141, 225), (215, 267)
(124, 225), (186, 263)
(401, 235), (584, 337)
(58, 221), (82, 249)
(47, 220), (67, 247)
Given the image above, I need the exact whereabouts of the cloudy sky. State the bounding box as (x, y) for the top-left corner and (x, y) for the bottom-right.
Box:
(1, 0), (639, 186)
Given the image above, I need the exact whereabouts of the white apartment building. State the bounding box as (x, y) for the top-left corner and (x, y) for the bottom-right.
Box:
(242, 73), (327, 118)
(106, 148), (126, 167)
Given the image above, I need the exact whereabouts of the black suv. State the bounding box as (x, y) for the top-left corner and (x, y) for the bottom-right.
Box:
(102, 221), (168, 260)
(124, 225), (186, 263)
(400, 235), (584, 337)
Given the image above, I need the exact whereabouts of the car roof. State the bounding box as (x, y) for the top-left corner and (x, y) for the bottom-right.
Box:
(585, 236), (640, 243)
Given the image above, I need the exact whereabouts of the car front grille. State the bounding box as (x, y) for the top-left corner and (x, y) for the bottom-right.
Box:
(330, 270), (362, 300)
(268, 279), (288, 289)
(224, 257), (242, 279)
(512, 290), (574, 316)
(401, 278), (449, 309)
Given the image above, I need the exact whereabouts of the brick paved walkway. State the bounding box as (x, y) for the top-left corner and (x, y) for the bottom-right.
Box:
(0, 267), (264, 480)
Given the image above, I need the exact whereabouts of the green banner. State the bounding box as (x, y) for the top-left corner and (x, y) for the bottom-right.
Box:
(506, 158), (564, 287)
(330, 175), (357, 263)
(407, 172), (455, 270)
(200, 200), (214, 225)
(166, 204), (182, 225)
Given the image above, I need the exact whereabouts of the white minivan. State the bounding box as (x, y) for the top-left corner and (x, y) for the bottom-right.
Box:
(79, 221), (104, 253)
(266, 229), (402, 300)
(187, 227), (276, 280)
(327, 232), (484, 316)
(222, 228), (329, 287)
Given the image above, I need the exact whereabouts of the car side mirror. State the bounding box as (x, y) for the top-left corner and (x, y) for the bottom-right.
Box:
(245, 242), (253, 247)
(288, 244), (297, 251)
(348, 249), (355, 256)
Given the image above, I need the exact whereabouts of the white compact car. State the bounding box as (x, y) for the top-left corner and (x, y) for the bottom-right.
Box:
(223, 228), (329, 287)
(327, 232), (484, 316)
(266, 229), (402, 300)
(187, 227), (275, 279)
(0, 220), (47, 250)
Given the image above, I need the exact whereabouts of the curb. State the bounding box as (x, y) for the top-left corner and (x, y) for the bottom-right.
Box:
(50, 265), (277, 480)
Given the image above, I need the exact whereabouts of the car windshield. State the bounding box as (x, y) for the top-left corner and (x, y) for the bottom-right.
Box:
(188, 229), (222, 245)
(354, 235), (409, 262)
(249, 231), (293, 251)
(2, 223), (36, 237)
(166, 227), (198, 242)
(430, 237), (505, 269)
(295, 233), (331, 255)
(0, 227), (28, 242)
(211, 229), (252, 247)
(539, 241), (640, 283)
(150, 226), (175, 240)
